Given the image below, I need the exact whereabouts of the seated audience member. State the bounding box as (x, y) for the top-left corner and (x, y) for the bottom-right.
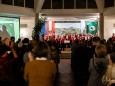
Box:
(0, 44), (18, 86)
(88, 44), (109, 86)
(24, 41), (57, 86)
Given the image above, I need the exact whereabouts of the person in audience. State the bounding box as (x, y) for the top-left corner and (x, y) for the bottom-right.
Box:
(2, 38), (10, 46)
(0, 36), (2, 45)
(23, 39), (38, 63)
(24, 41), (57, 86)
(0, 43), (18, 86)
(105, 41), (112, 55)
(10, 36), (15, 42)
(47, 37), (60, 68)
(100, 39), (106, 45)
(88, 44), (109, 86)
(71, 38), (92, 86)
(15, 38), (22, 48)
(110, 44), (115, 85)
(90, 36), (101, 58)
(71, 38), (79, 68)
(21, 38), (31, 61)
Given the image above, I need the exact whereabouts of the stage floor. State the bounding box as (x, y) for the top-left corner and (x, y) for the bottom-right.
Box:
(61, 48), (71, 53)
(60, 48), (71, 59)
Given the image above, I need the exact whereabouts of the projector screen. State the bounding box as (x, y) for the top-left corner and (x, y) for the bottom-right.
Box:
(0, 17), (20, 41)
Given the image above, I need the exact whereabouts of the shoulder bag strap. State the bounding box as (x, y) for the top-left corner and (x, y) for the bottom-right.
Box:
(93, 58), (101, 75)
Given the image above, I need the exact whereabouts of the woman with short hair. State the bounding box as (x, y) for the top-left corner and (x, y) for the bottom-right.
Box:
(24, 41), (57, 86)
(88, 44), (109, 86)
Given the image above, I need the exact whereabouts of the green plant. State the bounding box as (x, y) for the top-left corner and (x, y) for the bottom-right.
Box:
(32, 18), (45, 41)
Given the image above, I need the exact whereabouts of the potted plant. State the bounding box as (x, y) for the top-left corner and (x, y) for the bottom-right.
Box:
(32, 18), (45, 41)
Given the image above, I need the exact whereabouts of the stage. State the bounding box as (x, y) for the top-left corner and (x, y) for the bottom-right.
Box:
(59, 48), (71, 59)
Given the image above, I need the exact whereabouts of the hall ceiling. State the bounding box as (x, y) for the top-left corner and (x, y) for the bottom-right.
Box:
(34, 0), (115, 21)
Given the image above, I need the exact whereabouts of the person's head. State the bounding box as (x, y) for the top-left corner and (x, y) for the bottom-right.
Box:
(10, 36), (15, 42)
(100, 39), (106, 45)
(3, 38), (10, 46)
(32, 41), (50, 58)
(74, 38), (79, 44)
(95, 44), (107, 58)
(87, 40), (92, 47)
(22, 38), (29, 44)
(17, 38), (21, 42)
(92, 37), (100, 46)
(30, 40), (38, 49)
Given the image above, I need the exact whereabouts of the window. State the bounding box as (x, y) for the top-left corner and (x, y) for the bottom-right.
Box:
(64, 0), (74, 9)
(52, 0), (63, 9)
(42, 0), (51, 9)
(14, 0), (24, 7)
(88, 0), (97, 8)
(25, 0), (34, 8)
(76, 0), (86, 9)
(2, 0), (13, 5)
(105, 0), (114, 7)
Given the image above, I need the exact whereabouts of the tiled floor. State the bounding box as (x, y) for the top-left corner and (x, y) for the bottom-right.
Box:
(55, 59), (76, 86)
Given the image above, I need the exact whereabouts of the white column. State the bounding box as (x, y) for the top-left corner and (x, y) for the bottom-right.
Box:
(35, 13), (39, 24)
(99, 13), (104, 39)
(81, 20), (86, 33)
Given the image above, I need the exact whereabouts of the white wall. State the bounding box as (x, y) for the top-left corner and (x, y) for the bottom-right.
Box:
(20, 18), (35, 40)
(19, 17), (115, 41)
(0, 4), (35, 16)
(104, 20), (115, 40)
(80, 20), (86, 33)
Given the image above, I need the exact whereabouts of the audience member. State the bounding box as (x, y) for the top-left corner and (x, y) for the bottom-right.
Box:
(0, 36), (2, 45)
(24, 41), (57, 86)
(88, 44), (109, 86)
(110, 45), (115, 84)
(0, 44), (18, 86)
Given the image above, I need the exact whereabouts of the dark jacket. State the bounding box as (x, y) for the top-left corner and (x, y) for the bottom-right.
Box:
(110, 52), (115, 63)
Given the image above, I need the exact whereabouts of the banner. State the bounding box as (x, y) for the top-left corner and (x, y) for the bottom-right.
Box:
(87, 22), (98, 35)
(41, 22), (46, 35)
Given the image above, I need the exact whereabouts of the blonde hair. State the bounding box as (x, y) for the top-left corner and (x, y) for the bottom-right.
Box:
(95, 44), (107, 58)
